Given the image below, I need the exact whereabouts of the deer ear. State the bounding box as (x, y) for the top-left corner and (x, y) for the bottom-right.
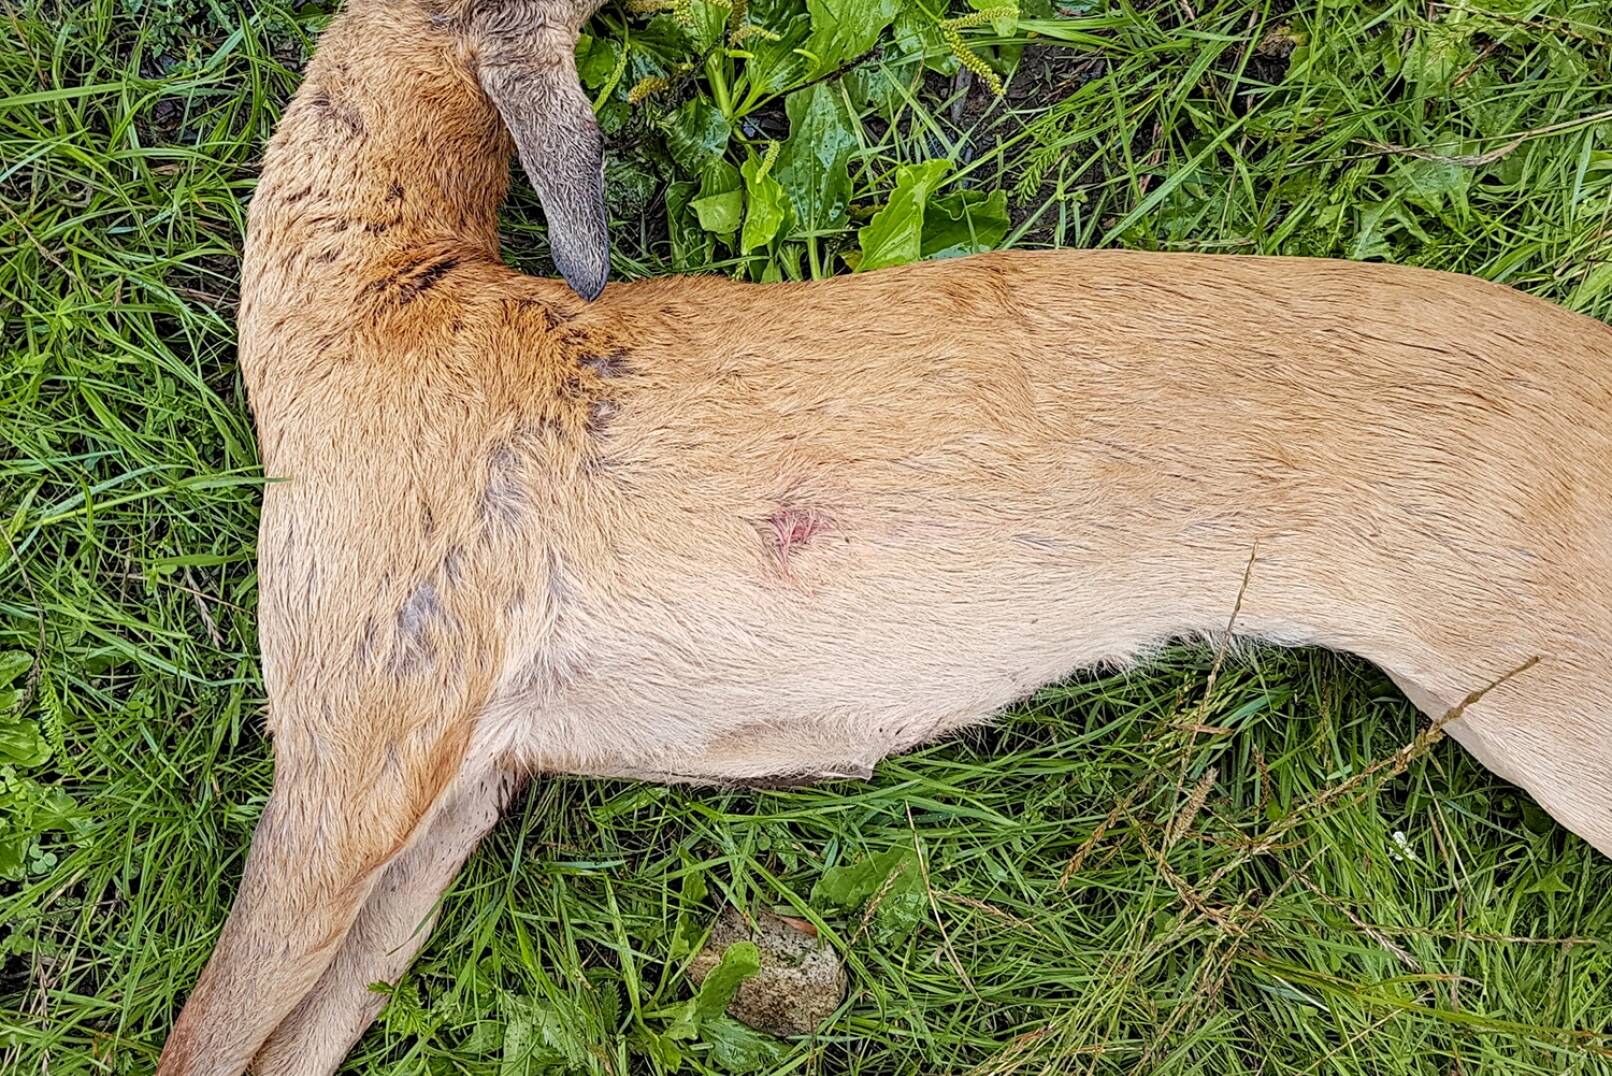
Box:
(480, 57), (610, 300)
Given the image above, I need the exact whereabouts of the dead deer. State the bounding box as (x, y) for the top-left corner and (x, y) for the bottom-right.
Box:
(156, 0), (1612, 1071)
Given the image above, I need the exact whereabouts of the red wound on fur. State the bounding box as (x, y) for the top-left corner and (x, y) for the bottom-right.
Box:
(767, 505), (832, 568)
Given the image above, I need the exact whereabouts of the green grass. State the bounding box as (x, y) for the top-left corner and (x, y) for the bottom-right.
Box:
(5, 0), (1612, 1072)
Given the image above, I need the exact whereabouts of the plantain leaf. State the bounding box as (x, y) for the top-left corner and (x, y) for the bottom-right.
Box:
(0, 652), (31, 690)
(665, 941), (762, 1043)
(0, 720), (48, 768)
(803, 0), (899, 74)
(661, 97), (731, 173)
(774, 83), (858, 235)
(812, 847), (925, 942)
(921, 189), (1011, 258)
(667, 180), (715, 270)
(691, 158), (744, 236)
(855, 159), (952, 271)
(706, 1015), (785, 1072)
(694, 941), (761, 1020)
(740, 151), (790, 253)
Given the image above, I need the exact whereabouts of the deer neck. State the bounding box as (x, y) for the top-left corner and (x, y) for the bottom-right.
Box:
(240, 2), (511, 319)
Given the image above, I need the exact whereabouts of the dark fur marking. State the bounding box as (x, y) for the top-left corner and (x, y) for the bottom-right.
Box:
(364, 219), (392, 236)
(559, 372), (588, 399)
(398, 581), (441, 636)
(554, 327), (594, 351)
(506, 296), (574, 331)
(578, 349), (632, 378)
(386, 180), (405, 201)
(304, 214), (349, 234)
(366, 255), (461, 306)
(443, 545), (464, 586)
(398, 255), (459, 303)
(309, 89), (365, 138)
(315, 249), (339, 264)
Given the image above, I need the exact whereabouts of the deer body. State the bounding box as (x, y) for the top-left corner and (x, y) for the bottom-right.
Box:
(158, 1), (1612, 1073)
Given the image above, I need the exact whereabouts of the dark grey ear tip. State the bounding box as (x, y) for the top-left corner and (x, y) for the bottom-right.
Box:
(556, 248), (609, 301)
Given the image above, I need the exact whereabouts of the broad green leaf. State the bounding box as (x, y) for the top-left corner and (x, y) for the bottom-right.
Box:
(813, 847), (913, 908)
(844, 59), (919, 119)
(893, 6), (955, 75)
(596, 96), (629, 135)
(633, 15), (700, 69)
(0, 652), (30, 690)
(501, 1013), (536, 1074)
(643, 2), (726, 57)
(740, 151), (789, 254)
(662, 97), (731, 173)
(803, 0), (899, 74)
(921, 189), (1010, 258)
(742, 13), (813, 98)
(606, 156), (659, 219)
(706, 1016), (785, 1073)
(0, 836), (25, 883)
(694, 941), (761, 1020)
(1350, 200), (1396, 262)
(693, 191), (745, 235)
(890, 6), (929, 56)
(813, 847), (926, 941)
(855, 159), (952, 271)
(1524, 862), (1573, 898)
(574, 34), (619, 91)
(1568, 263), (1612, 313)
(1393, 134), (1472, 218)
(1400, 27), (1475, 94)
(683, 0), (730, 54)
(774, 83), (857, 235)
(692, 158), (744, 236)
(460, 1018), (504, 1055)
(0, 720), (48, 768)
(665, 941), (761, 1043)
(500, 997), (591, 1072)
(638, 1029), (684, 1069)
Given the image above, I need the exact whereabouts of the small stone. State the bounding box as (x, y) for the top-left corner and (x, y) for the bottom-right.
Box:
(688, 906), (847, 1037)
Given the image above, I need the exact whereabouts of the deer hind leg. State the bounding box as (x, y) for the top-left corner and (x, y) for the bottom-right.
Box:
(157, 719), (474, 1076)
(1387, 658), (1612, 858)
(250, 757), (523, 1076)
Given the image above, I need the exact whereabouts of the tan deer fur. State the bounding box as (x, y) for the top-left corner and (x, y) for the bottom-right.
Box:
(156, 0), (1612, 1072)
